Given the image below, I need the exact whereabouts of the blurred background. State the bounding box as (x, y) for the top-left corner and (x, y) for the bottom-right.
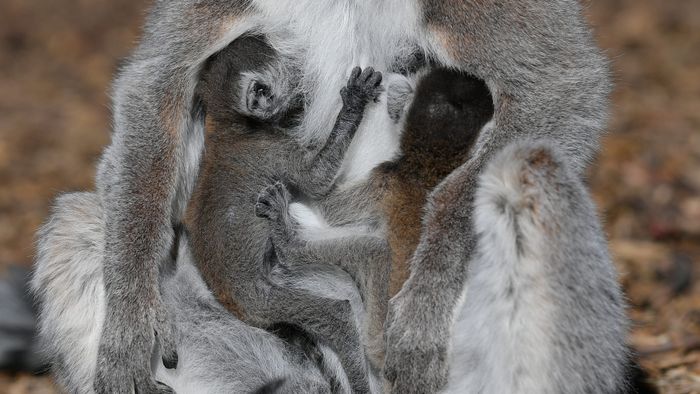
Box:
(0, 0), (698, 392)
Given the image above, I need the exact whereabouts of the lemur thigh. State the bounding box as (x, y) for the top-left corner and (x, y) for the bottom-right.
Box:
(445, 140), (628, 393)
(256, 182), (390, 365)
(32, 192), (347, 394)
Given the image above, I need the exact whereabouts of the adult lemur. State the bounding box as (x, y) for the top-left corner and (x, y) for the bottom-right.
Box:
(38, 0), (614, 393)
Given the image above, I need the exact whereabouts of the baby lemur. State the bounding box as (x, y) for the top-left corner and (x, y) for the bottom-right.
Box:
(189, 35), (386, 393)
(278, 68), (494, 297)
(382, 68), (494, 295)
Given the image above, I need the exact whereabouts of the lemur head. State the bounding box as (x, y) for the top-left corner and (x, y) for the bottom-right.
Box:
(402, 68), (494, 155)
(197, 35), (303, 130)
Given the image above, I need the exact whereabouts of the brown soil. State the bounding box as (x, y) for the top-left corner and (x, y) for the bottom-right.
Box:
(0, 0), (697, 392)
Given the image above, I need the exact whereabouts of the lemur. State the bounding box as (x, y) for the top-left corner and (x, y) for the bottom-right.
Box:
(275, 66), (494, 301)
(32, 142), (631, 394)
(31, 52), (630, 393)
(189, 35), (386, 393)
(250, 65), (494, 363)
(38, 0), (614, 392)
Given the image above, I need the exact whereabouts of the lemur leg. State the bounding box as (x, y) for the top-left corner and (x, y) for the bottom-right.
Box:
(256, 183), (390, 366)
(252, 283), (371, 394)
(384, 1), (613, 392)
(444, 141), (628, 393)
(94, 2), (256, 392)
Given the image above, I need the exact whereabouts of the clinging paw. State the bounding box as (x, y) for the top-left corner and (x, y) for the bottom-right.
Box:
(254, 182), (291, 222)
(340, 66), (384, 110)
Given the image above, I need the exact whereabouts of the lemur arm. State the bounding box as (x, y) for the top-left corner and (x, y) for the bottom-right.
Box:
(94, 3), (256, 392)
(287, 67), (383, 199)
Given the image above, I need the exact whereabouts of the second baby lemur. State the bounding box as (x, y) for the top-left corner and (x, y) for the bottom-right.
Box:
(189, 35), (386, 393)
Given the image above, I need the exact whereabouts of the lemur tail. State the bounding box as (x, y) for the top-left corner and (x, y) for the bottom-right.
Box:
(32, 192), (106, 394)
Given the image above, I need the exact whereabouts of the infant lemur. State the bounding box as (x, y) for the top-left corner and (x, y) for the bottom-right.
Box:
(190, 35), (388, 393)
(190, 33), (496, 392)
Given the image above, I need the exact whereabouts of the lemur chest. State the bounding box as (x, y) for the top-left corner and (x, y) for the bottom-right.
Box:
(253, 0), (427, 177)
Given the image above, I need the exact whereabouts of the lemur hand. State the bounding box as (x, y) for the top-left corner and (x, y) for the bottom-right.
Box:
(340, 66), (383, 111)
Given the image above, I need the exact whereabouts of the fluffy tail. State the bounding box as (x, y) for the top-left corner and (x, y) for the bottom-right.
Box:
(447, 140), (629, 393)
(31, 192), (106, 394)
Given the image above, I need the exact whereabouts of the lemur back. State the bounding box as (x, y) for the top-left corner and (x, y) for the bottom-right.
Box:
(380, 69), (494, 295)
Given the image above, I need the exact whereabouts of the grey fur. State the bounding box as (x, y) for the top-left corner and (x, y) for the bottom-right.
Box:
(255, 181), (391, 368)
(189, 36), (384, 393)
(383, 0), (613, 391)
(32, 191), (351, 394)
(41, 0), (613, 391)
(444, 140), (629, 393)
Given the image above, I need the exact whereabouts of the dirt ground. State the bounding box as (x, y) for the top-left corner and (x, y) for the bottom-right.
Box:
(0, 0), (698, 392)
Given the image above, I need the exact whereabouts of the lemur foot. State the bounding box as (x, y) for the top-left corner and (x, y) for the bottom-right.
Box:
(340, 66), (383, 111)
(94, 307), (176, 394)
(384, 284), (449, 394)
(254, 181), (291, 223)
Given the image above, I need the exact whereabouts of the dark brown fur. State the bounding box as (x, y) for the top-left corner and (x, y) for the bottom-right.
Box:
(380, 69), (494, 296)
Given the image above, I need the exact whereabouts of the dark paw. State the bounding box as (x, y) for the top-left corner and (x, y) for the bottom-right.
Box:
(154, 304), (178, 370)
(133, 380), (175, 394)
(340, 66), (383, 110)
(255, 182), (290, 221)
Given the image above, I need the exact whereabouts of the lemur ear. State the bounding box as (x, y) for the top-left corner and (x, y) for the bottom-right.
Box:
(386, 73), (414, 123)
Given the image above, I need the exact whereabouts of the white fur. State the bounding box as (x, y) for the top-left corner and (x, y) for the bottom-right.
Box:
(339, 74), (410, 184)
(444, 148), (556, 394)
(32, 193), (106, 394)
(249, 0), (424, 147)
